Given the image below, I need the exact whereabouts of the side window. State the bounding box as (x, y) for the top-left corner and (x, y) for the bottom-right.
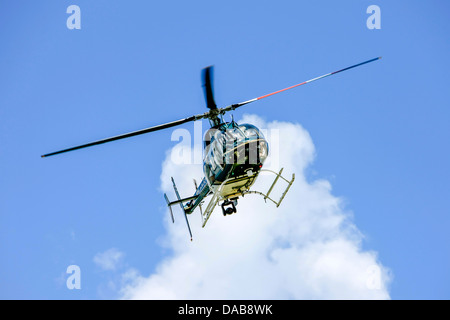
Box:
(210, 150), (216, 170)
(211, 140), (224, 169)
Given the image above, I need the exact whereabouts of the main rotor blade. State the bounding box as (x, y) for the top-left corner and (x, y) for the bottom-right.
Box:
(221, 57), (382, 112)
(41, 114), (203, 158)
(202, 66), (217, 110)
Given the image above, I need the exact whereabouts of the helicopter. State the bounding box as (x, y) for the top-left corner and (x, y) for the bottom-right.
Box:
(42, 57), (381, 240)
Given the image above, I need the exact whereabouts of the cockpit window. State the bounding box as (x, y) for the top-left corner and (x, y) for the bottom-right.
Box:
(238, 124), (264, 139)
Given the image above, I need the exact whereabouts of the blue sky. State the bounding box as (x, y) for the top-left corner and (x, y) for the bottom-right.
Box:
(1, 1), (449, 299)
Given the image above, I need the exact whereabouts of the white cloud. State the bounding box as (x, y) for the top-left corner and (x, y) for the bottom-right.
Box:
(93, 248), (125, 271)
(119, 114), (392, 299)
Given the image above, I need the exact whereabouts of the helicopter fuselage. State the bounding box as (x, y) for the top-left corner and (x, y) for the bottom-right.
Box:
(184, 121), (269, 214)
(42, 58), (380, 240)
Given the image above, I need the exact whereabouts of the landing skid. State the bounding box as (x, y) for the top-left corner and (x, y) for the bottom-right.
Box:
(164, 168), (295, 239)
